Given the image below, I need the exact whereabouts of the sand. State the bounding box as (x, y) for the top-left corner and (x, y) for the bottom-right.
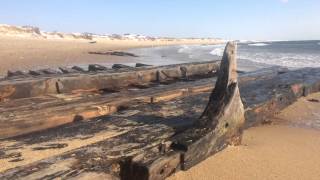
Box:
(0, 36), (220, 76)
(169, 93), (320, 180)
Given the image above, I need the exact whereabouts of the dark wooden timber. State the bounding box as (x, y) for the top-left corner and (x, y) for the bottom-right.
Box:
(88, 64), (109, 72)
(59, 67), (80, 74)
(0, 77), (217, 139)
(136, 63), (152, 67)
(0, 61), (220, 101)
(0, 64), (316, 140)
(41, 68), (61, 75)
(6, 71), (30, 79)
(72, 66), (86, 72)
(174, 42), (245, 170)
(112, 64), (133, 70)
(28, 70), (45, 76)
(0, 66), (320, 179)
(88, 51), (139, 57)
(0, 44), (320, 179)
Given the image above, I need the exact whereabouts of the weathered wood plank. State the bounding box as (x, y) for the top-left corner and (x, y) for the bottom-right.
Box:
(88, 64), (109, 72)
(136, 63), (152, 67)
(72, 66), (86, 72)
(41, 68), (61, 75)
(59, 67), (80, 74)
(0, 66), (320, 179)
(0, 78), (216, 139)
(0, 38), (319, 180)
(0, 116), (176, 179)
(119, 51), (320, 180)
(242, 67), (320, 127)
(121, 42), (245, 179)
(0, 66), (304, 139)
(7, 71), (30, 79)
(0, 89), (210, 174)
(112, 64), (133, 70)
(173, 42), (245, 170)
(0, 61), (220, 101)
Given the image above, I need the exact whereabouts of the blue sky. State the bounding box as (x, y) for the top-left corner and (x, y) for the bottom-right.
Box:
(0, 0), (319, 40)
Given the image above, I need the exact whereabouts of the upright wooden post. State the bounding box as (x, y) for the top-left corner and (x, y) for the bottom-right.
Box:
(171, 42), (245, 169)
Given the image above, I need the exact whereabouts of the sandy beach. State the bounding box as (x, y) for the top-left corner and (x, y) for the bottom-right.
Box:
(169, 93), (320, 180)
(0, 36), (220, 76)
(1, 34), (320, 180)
(1, 0), (319, 179)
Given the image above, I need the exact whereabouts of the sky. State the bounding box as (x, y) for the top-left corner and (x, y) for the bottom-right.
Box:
(0, 0), (319, 40)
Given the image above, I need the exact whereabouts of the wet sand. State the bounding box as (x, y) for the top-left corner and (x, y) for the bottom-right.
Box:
(0, 36), (219, 76)
(169, 93), (320, 180)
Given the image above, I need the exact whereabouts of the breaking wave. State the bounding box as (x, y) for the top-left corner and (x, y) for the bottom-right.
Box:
(248, 43), (269, 47)
(238, 52), (320, 68)
(209, 46), (224, 57)
(177, 45), (191, 53)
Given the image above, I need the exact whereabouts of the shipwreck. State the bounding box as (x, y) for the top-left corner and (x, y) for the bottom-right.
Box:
(0, 42), (320, 180)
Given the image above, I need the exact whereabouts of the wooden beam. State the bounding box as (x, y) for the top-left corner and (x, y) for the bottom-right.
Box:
(0, 78), (217, 139)
(0, 65), (314, 140)
(0, 61), (220, 101)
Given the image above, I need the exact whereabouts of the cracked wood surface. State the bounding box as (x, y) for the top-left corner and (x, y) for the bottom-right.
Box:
(0, 66), (319, 179)
(0, 61), (219, 100)
(0, 65), (290, 139)
(0, 45), (320, 179)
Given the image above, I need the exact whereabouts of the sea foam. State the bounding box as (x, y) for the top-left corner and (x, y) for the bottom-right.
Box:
(177, 45), (192, 54)
(248, 43), (269, 47)
(210, 48), (224, 57)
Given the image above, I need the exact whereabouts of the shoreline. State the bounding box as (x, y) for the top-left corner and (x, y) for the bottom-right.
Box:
(0, 35), (223, 76)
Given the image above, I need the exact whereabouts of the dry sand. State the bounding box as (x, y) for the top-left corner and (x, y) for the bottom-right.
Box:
(169, 93), (320, 180)
(0, 36), (220, 76)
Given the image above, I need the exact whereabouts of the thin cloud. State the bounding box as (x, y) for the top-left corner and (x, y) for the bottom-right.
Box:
(281, 0), (289, 3)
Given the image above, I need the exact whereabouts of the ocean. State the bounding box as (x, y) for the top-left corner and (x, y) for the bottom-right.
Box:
(128, 40), (320, 72)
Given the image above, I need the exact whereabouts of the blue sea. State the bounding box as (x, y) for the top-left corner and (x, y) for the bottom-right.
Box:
(128, 40), (320, 72)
